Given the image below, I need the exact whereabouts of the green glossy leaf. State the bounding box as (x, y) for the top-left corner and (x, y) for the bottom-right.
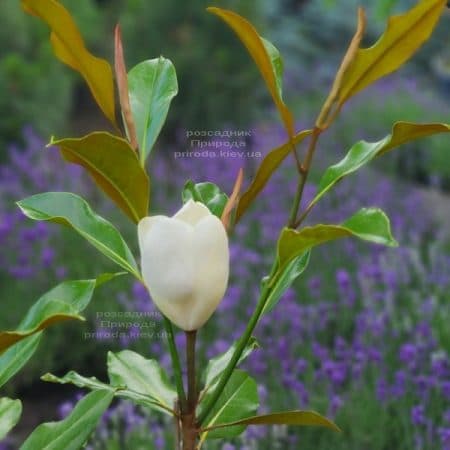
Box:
(20, 390), (114, 450)
(42, 370), (172, 415)
(182, 181), (228, 218)
(262, 38), (284, 100)
(202, 337), (259, 390)
(202, 410), (340, 433)
(128, 57), (178, 162)
(21, 0), (116, 127)
(263, 251), (310, 314)
(52, 132), (149, 223)
(0, 280), (96, 354)
(0, 334), (42, 388)
(107, 350), (177, 412)
(338, 0), (446, 104)
(310, 122), (450, 208)
(42, 371), (114, 392)
(0, 398), (22, 440)
(94, 272), (126, 287)
(198, 370), (259, 441)
(207, 8), (294, 138)
(278, 208), (397, 274)
(17, 192), (140, 279)
(236, 129), (312, 222)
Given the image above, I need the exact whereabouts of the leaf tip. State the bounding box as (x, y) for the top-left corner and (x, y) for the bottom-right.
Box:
(47, 135), (57, 147)
(40, 373), (53, 382)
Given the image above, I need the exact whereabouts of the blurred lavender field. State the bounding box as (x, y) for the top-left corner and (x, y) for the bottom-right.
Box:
(1, 78), (450, 449)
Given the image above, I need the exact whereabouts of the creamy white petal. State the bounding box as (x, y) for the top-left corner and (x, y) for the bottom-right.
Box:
(138, 202), (229, 331)
(186, 214), (229, 330)
(137, 216), (167, 252)
(173, 199), (211, 226)
(140, 217), (197, 328)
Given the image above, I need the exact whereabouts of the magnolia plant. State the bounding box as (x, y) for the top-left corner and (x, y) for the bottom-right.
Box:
(1, 0), (449, 449)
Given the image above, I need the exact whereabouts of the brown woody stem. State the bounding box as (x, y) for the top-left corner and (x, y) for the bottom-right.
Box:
(182, 330), (198, 450)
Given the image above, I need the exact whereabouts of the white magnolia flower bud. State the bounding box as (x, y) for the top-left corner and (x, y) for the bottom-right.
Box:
(138, 200), (229, 331)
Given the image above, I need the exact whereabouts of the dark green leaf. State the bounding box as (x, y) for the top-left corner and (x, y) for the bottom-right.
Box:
(0, 280), (96, 354)
(310, 122), (450, 208)
(202, 337), (259, 390)
(17, 193), (140, 279)
(42, 370), (172, 415)
(278, 208), (397, 274)
(198, 370), (259, 440)
(0, 398), (22, 440)
(0, 334), (42, 388)
(107, 350), (177, 413)
(128, 57), (178, 162)
(263, 251), (310, 314)
(20, 390), (114, 450)
(182, 181), (228, 218)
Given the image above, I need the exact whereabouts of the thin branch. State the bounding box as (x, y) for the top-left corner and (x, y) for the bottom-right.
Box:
(287, 128), (321, 227)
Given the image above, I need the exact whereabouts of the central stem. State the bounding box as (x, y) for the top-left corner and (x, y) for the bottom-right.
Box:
(186, 330), (197, 412)
(182, 330), (198, 450)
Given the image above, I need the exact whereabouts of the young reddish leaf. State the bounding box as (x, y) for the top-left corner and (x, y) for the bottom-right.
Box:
(316, 8), (366, 128)
(338, 0), (446, 104)
(207, 7), (295, 138)
(52, 132), (150, 223)
(221, 168), (244, 231)
(21, 0), (117, 127)
(115, 24), (138, 150)
(235, 130), (312, 223)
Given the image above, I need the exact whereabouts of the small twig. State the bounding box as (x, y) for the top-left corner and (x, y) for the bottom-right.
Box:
(290, 138), (303, 173)
(293, 201), (314, 228)
(287, 128), (321, 227)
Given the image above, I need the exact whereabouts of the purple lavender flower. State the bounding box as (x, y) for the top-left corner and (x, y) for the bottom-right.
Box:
(411, 405), (427, 426)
